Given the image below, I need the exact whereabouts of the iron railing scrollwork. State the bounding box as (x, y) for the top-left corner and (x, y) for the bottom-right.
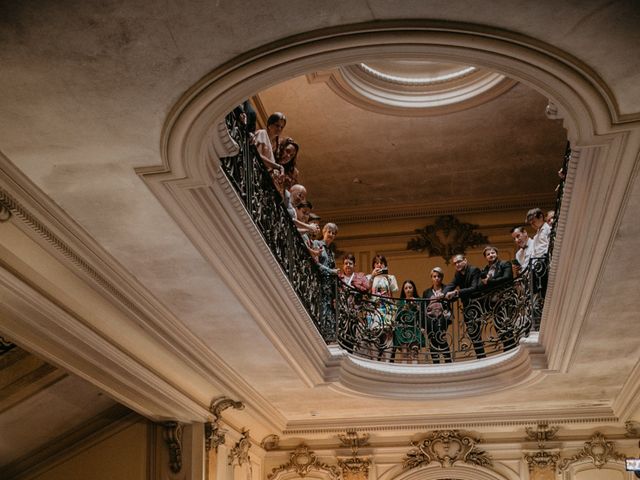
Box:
(335, 259), (546, 362)
(219, 113), (330, 340)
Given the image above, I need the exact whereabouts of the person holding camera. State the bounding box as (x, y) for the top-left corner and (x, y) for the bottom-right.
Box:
(365, 255), (398, 361)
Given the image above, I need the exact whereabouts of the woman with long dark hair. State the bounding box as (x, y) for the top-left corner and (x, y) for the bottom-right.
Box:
(422, 267), (452, 364)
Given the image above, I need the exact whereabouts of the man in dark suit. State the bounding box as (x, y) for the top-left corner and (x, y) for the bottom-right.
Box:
(479, 246), (516, 351)
(445, 254), (485, 359)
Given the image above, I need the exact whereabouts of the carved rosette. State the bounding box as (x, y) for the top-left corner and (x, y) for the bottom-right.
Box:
(558, 432), (626, 471)
(403, 430), (492, 469)
(228, 429), (252, 467)
(162, 421), (184, 474)
(524, 450), (560, 473)
(267, 445), (340, 480)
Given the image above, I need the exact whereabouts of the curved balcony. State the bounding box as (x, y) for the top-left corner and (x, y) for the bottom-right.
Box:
(219, 110), (566, 363)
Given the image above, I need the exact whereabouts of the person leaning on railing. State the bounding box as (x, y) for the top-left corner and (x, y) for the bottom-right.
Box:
(366, 254), (399, 361)
(393, 280), (423, 364)
(479, 245), (517, 351)
(253, 112), (286, 175)
(510, 226), (534, 276)
(313, 223), (339, 333)
(422, 267), (452, 364)
(444, 254), (486, 359)
(338, 253), (370, 293)
(272, 137), (300, 198)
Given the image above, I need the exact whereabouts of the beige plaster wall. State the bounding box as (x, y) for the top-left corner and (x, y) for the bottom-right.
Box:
(31, 421), (150, 480)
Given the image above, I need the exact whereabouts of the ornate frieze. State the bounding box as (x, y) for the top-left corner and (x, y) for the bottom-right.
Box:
(205, 396), (244, 452)
(558, 432), (626, 471)
(162, 421), (184, 474)
(228, 429), (251, 467)
(403, 430), (492, 469)
(268, 445), (340, 480)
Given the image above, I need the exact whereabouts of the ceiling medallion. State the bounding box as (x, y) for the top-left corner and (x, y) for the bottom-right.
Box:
(407, 215), (489, 264)
(307, 59), (516, 117)
(403, 430), (492, 469)
(268, 445), (340, 480)
(558, 432), (626, 471)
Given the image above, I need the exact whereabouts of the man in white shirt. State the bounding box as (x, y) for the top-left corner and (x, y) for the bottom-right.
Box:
(510, 226), (534, 271)
(526, 208), (551, 257)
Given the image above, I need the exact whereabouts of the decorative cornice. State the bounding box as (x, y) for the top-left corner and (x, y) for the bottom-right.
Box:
(403, 430), (492, 469)
(558, 432), (626, 471)
(163, 421), (184, 473)
(0, 167), (285, 429)
(267, 445), (340, 480)
(317, 193), (556, 226)
(281, 412), (619, 436)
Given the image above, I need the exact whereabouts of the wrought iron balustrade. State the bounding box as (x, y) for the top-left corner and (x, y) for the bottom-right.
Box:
(217, 109), (564, 361)
(335, 258), (547, 363)
(219, 112), (331, 340)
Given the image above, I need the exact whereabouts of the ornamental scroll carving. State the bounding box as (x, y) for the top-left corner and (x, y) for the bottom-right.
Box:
(407, 215), (489, 264)
(403, 430), (492, 469)
(525, 423), (559, 449)
(162, 421), (184, 474)
(558, 432), (626, 471)
(267, 445), (340, 480)
(228, 429), (252, 467)
(524, 450), (560, 473)
(205, 396), (244, 452)
(337, 430), (371, 476)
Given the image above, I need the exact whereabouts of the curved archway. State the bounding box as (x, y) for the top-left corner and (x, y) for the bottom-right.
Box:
(139, 20), (640, 398)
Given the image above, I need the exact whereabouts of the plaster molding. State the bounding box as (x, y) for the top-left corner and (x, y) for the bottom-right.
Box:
(281, 412), (620, 437)
(557, 432), (626, 471)
(267, 445), (340, 480)
(0, 265), (208, 421)
(306, 65), (517, 117)
(139, 20), (639, 417)
(0, 156), (285, 430)
(403, 430), (492, 469)
(316, 193), (556, 226)
(613, 357), (640, 421)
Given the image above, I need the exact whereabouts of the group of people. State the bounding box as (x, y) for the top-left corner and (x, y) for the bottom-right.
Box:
(333, 207), (554, 362)
(235, 107), (554, 362)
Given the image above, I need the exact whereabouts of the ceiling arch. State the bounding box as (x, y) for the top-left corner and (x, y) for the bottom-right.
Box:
(139, 20), (638, 400)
